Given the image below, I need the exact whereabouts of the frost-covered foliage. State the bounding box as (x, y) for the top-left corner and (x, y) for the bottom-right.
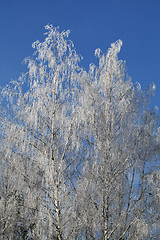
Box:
(0, 25), (159, 240)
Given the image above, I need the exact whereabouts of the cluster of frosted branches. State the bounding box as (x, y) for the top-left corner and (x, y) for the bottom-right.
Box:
(0, 25), (159, 240)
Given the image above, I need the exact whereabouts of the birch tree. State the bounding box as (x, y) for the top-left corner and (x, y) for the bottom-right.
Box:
(0, 25), (83, 239)
(76, 41), (160, 239)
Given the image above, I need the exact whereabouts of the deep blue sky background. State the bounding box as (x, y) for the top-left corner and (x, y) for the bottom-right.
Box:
(0, 0), (160, 110)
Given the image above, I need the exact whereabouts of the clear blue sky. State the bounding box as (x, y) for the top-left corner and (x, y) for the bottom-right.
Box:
(0, 0), (160, 110)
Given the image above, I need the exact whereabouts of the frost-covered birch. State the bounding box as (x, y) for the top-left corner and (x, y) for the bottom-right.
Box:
(0, 25), (83, 239)
(76, 40), (160, 239)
